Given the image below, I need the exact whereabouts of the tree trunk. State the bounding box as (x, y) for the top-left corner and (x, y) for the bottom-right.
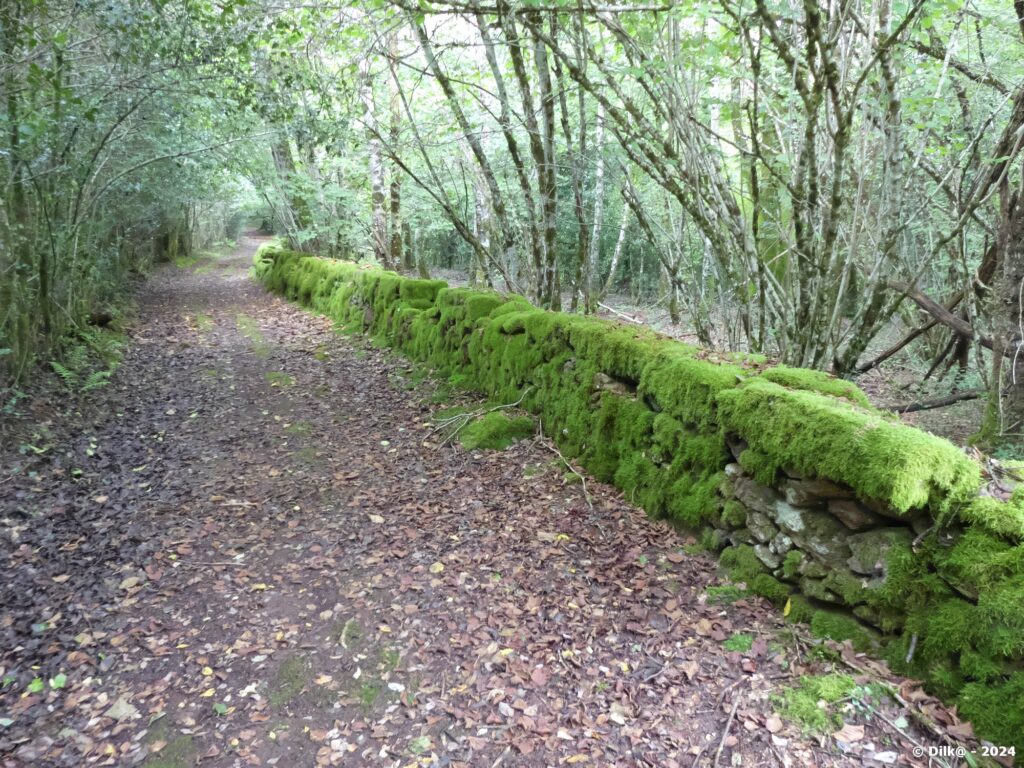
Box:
(600, 197), (630, 300)
(359, 58), (389, 267)
(979, 178), (1024, 449)
(585, 102), (606, 312)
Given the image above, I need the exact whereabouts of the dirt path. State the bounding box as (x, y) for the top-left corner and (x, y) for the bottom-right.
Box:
(1, 236), (971, 768)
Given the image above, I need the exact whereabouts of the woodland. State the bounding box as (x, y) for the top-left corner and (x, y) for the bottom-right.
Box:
(3, 2), (1024, 765)
(1, 0), (1023, 448)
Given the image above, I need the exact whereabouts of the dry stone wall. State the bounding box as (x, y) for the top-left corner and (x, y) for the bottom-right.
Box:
(254, 245), (1024, 751)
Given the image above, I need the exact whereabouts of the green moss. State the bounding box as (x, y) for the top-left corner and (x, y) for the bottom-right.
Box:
(782, 551), (803, 579)
(810, 610), (879, 651)
(458, 411), (535, 451)
(143, 719), (196, 768)
(254, 246), (1024, 755)
(956, 672), (1024, 753)
(705, 584), (745, 604)
(784, 594), (817, 624)
(723, 633), (754, 652)
(719, 545), (790, 603)
(718, 379), (981, 515)
(959, 495), (1024, 542)
(758, 366), (872, 408)
(773, 674), (857, 734)
(268, 655), (310, 709)
(720, 544), (764, 582)
(721, 500), (748, 528)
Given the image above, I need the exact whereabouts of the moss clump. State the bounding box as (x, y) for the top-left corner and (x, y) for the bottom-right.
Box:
(723, 633), (754, 652)
(959, 494), (1024, 542)
(782, 551), (804, 579)
(719, 544), (791, 604)
(706, 584), (745, 605)
(721, 499), (748, 528)
(717, 379), (981, 515)
(758, 366), (872, 408)
(773, 674), (857, 734)
(810, 610), (880, 652)
(458, 411), (535, 451)
(956, 673), (1024, 753)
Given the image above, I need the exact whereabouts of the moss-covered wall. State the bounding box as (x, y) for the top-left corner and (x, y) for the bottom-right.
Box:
(254, 245), (1024, 750)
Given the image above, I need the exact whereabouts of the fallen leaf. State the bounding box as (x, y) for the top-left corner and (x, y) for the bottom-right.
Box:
(833, 723), (864, 743)
(105, 696), (139, 721)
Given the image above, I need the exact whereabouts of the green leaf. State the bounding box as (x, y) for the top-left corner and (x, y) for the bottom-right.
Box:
(213, 702), (228, 715)
(27, 678), (44, 694)
(49, 673), (68, 690)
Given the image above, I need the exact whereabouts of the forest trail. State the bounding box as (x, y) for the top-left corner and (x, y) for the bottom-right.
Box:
(1, 237), (969, 768)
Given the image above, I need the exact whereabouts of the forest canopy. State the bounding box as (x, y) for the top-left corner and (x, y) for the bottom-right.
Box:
(1, 0), (1022, 448)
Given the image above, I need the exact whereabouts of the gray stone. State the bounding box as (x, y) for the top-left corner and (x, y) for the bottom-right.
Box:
(754, 544), (781, 569)
(726, 436), (748, 461)
(827, 499), (882, 531)
(728, 528), (754, 546)
(779, 508), (852, 566)
(847, 528), (914, 577)
(782, 478), (855, 507)
(732, 475), (785, 516)
(724, 462), (743, 478)
(770, 532), (793, 555)
(732, 475), (854, 568)
(799, 558), (829, 579)
(799, 576), (841, 603)
(747, 511), (778, 543)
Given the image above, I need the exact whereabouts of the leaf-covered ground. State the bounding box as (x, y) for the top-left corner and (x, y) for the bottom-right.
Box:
(0, 236), (991, 767)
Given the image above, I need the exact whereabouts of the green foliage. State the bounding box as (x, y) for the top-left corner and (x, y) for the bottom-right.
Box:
(47, 324), (125, 394)
(809, 611), (880, 652)
(773, 674), (857, 734)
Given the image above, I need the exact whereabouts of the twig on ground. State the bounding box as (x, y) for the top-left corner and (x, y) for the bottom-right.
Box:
(429, 387), (532, 445)
(536, 425), (594, 513)
(598, 301), (644, 324)
(175, 560), (247, 567)
(713, 681), (746, 768)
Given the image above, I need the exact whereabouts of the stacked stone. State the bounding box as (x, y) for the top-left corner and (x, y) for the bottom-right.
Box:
(717, 442), (926, 634)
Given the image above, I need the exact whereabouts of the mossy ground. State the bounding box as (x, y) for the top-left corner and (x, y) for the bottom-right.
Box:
(142, 718), (197, 768)
(268, 654), (311, 709)
(458, 411), (536, 450)
(773, 674), (857, 734)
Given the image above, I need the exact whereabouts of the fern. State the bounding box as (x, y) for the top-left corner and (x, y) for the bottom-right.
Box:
(82, 369), (111, 392)
(49, 360), (79, 385)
